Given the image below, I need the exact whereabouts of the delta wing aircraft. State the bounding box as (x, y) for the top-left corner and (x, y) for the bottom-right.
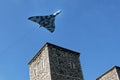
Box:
(28, 10), (61, 33)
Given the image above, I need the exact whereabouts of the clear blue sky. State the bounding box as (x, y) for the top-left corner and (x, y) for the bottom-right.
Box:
(0, 0), (120, 80)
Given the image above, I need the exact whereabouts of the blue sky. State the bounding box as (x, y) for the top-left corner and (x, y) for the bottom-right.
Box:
(0, 0), (120, 80)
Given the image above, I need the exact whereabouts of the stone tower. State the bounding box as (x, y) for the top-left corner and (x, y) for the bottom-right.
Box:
(28, 42), (84, 80)
(96, 66), (120, 80)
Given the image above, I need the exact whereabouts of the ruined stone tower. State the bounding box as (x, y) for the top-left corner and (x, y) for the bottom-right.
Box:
(96, 66), (120, 80)
(28, 42), (84, 80)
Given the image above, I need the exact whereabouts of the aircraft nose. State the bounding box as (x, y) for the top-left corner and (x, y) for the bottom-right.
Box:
(53, 10), (62, 16)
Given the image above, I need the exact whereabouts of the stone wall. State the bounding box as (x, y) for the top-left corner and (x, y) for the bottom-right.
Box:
(28, 45), (51, 80)
(48, 44), (84, 80)
(28, 43), (84, 80)
(116, 67), (120, 79)
(96, 66), (120, 80)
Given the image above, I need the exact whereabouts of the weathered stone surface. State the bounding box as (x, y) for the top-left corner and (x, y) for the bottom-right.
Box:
(96, 66), (120, 80)
(28, 42), (84, 80)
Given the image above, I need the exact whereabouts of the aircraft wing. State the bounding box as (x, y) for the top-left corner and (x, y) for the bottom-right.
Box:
(28, 15), (55, 33)
(43, 21), (55, 33)
(28, 16), (47, 24)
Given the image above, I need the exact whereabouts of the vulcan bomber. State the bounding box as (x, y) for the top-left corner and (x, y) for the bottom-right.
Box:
(28, 10), (61, 33)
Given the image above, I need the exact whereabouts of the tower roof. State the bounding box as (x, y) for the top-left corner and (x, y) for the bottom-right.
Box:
(28, 42), (80, 65)
(96, 66), (120, 80)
